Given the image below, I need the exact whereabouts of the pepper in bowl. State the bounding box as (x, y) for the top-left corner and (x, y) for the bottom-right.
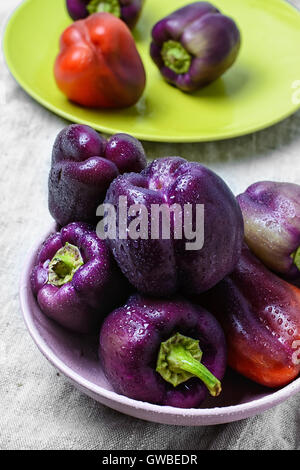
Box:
(31, 222), (130, 333)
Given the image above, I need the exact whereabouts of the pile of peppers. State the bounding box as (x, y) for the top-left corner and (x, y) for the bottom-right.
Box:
(32, 121), (300, 408)
(54, 2), (241, 107)
(29, 1), (300, 410)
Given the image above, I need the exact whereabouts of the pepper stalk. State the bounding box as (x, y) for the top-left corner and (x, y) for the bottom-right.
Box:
(161, 40), (192, 75)
(48, 243), (84, 287)
(87, 0), (121, 17)
(291, 247), (300, 272)
(156, 332), (222, 396)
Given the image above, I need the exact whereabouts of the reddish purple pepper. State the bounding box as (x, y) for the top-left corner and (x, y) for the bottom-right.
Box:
(201, 245), (300, 388)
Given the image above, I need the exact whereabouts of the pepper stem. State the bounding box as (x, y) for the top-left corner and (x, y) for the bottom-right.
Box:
(48, 243), (84, 287)
(292, 246), (300, 271)
(161, 40), (192, 75)
(156, 333), (221, 396)
(87, 0), (121, 17)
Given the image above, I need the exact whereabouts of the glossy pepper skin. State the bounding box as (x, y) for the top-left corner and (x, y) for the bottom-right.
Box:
(202, 245), (300, 388)
(150, 2), (241, 92)
(100, 294), (226, 407)
(54, 13), (146, 108)
(66, 0), (145, 29)
(49, 124), (147, 227)
(237, 181), (300, 281)
(31, 223), (129, 334)
(105, 157), (244, 296)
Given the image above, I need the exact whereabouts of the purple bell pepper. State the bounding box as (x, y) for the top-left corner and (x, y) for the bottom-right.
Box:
(66, 0), (145, 29)
(237, 181), (300, 281)
(150, 2), (241, 92)
(31, 222), (129, 333)
(48, 125), (147, 227)
(105, 133), (147, 174)
(99, 294), (226, 407)
(104, 157), (244, 296)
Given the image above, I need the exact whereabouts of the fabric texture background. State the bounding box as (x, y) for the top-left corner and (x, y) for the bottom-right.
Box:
(1, 0), (300, 450)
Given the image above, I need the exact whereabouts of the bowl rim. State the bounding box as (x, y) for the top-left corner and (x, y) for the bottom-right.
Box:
(19, 224), (300, 423)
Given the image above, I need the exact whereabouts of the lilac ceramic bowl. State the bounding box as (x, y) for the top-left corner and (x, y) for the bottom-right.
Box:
(19, 226), (300, 426)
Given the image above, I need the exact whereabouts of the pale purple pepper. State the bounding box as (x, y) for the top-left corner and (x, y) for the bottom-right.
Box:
(150, 2), (241, 92)
(237, 181), (300, 280)
(48, 125), (146, 227)
(99, 294), (227, 407)
(31, 222), (130, 333)
(66, 0), (145, 29)
(105, 157), (244, 296)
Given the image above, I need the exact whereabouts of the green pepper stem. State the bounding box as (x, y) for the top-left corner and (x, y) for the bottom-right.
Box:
(156, 333), (221, 396)
(161, 40), (192, 75)
(292, 246), (300, 271)
(48, 243), (84, 287)
(87, 0), (121, 17)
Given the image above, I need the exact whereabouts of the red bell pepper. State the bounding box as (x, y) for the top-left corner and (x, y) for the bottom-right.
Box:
(54, 12), (146, 108)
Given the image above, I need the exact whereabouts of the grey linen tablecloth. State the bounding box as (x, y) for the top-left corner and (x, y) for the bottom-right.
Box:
(1, 0), (300, 450)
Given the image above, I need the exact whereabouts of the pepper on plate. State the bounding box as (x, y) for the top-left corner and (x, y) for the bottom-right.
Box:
(66, 0), (145, 29)
(237, 181), (300, 281)
(31, 223), (129, 333)
(54, 13), (146, 108)
(150, 2), (241, 92)
(99, 295), (226, 407)
(201, 245), (300, 388)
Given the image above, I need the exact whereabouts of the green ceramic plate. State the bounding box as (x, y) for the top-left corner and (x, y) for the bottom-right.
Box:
(3, 0), (300, 142)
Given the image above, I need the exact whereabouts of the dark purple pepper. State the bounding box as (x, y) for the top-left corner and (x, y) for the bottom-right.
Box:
(105, 157), (244, 296)
(99, 294), (226, 407)
(237, 181), (300, 281)
(119, 0), (145, 29)
(48, 125), (147, 226)
(150, 2), (241, 92)
(66, 0), (145, 29)
(66, 0), (89, 20)
(105, 133), (147, 174)
(31, 222), (130, 333)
